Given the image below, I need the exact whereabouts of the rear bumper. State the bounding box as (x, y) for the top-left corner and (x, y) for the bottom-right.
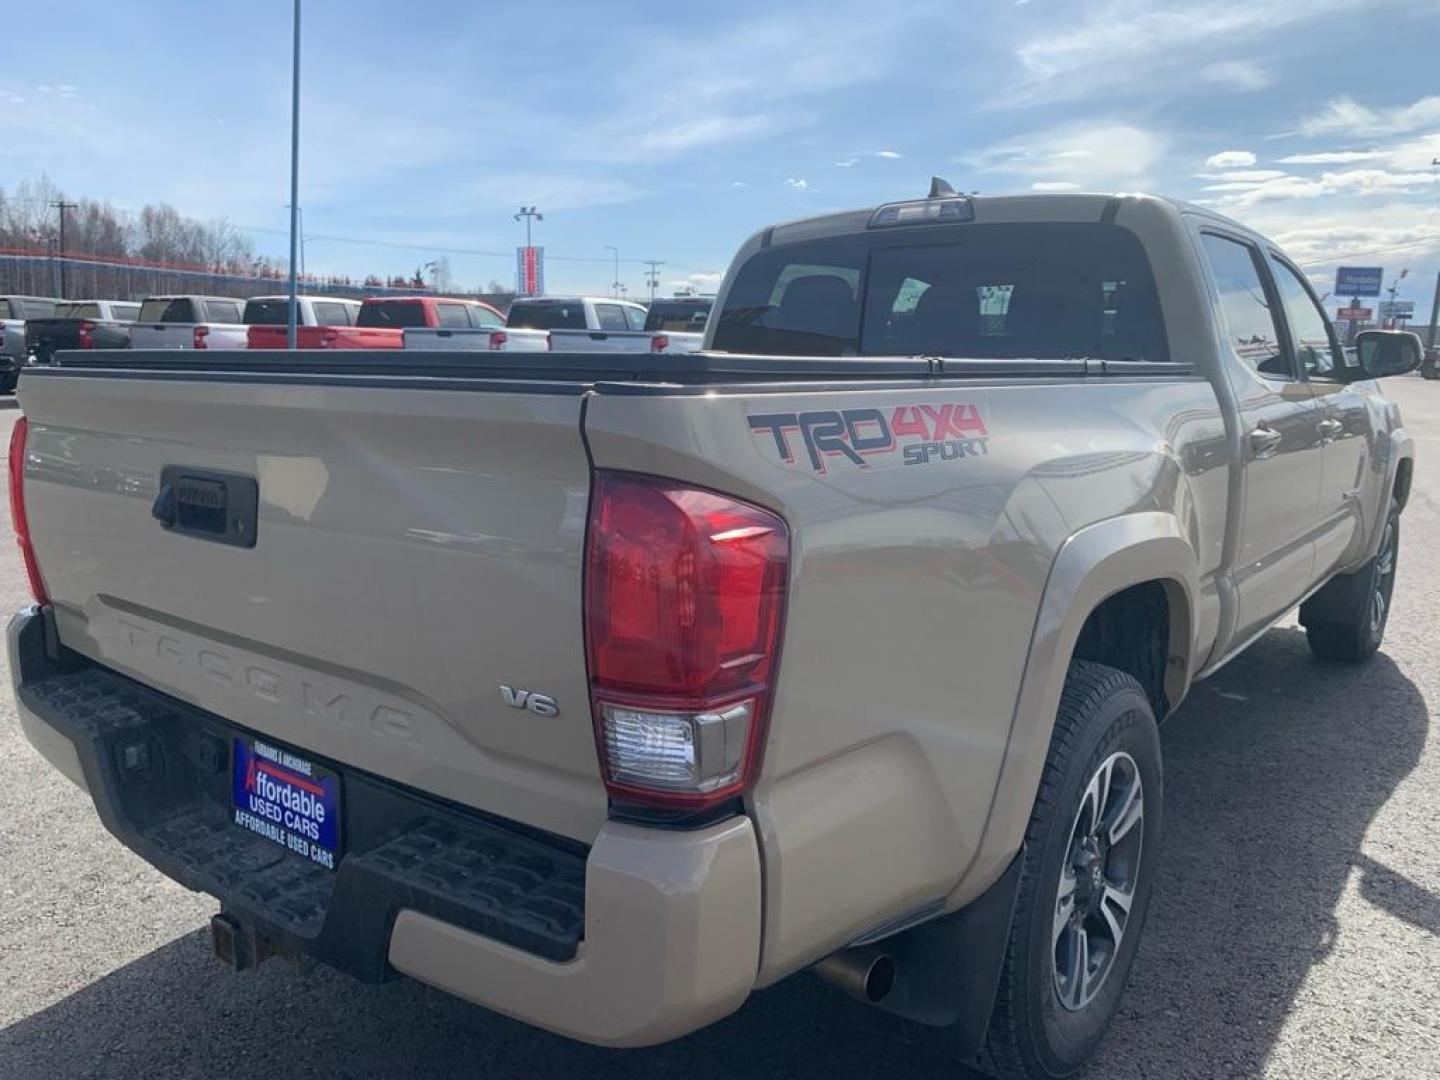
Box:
(8, 606), (762, 1046)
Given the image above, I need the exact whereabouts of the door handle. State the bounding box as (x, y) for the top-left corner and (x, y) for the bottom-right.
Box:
(1249, 426), (1284, 458)
(1317, 418), (1343, 443)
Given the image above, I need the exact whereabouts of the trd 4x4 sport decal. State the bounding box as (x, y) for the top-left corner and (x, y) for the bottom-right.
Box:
(747, 402), (989, 473)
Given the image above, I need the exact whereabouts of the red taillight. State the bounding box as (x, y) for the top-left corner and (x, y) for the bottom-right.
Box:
(76, 320), (95, 349)
(193, 325), (210, 350)
(651, 334), (670, 353)
(584, 471), (788, 811)
(8, 417), (48, 603)
(488, 331), (508, 351)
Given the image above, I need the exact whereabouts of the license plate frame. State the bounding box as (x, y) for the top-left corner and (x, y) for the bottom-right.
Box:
(231, 737), (341, 871)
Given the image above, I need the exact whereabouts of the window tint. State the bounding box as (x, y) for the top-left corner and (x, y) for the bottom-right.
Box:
(357, 300), (427, 328)
(243, 298), (293, 325)
(436, 302), (469, 328)
(712, 223), (1167, 361)
(644, 300), (712, 332)
(113, 303), (140, 321)
(139, 298), (196, 323)
(623, 305), (647, 331)
(506, 301), (586, 331)
(1271, 257), (1342, 379)
(0, 300), (9, 319)
(595, 304), (629, 331)
(471, 304), (503, 329)
(313, 301), (353, 326)
(56, 302), (101, 319)
(206, 300), (241, 323)
(1199, 234), (1288, 379)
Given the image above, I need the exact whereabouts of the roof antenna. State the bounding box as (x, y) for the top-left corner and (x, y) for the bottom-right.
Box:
(928, 176), (959, 198)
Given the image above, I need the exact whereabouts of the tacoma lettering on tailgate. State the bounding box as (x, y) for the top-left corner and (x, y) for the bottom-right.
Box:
(747, 402), (989, 473)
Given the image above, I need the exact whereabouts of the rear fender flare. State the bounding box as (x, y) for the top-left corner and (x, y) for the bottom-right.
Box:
(953, 513), (1199, 904)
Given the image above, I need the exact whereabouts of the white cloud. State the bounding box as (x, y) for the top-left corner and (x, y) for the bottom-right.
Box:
(967, 122), (1165, 186)
(1299, 94), (1440, 137)
(785, 178), (809, 190)
(1031, 181), (1081, 192)
(1210, 168), (1437, 208)
(1201, 60), (1271, 89)
(1231, 201), (1440, 270)
(668, 271), (724, 293)
(730, 180), (750, 188)
(1005, 0), (1403, 103)
(1198, 169), (1288, 182)
(1277, 150), (1386, 165)
(834, 150), (903, 167)
(1205, 150), (1257, 168)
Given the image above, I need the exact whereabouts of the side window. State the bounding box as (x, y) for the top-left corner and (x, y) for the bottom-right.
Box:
(206, 300), (242, 323)
(436, 303), (469, 328)
(1270, 257), (1344, 379)
(114, 304), (140, 321)
(314, 302), (350, 325)
(470, 305), (503, 328)
(623, 305), (646, 331)
(1199, 233), (1289, 380)
(0, 301), (10, 319)
(595, 304), (628, 331)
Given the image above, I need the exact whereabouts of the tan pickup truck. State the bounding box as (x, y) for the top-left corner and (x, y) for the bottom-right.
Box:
(7, 186), (1420, 1079)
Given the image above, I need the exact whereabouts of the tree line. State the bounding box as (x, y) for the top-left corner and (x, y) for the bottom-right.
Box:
(0, 175), (512, 302)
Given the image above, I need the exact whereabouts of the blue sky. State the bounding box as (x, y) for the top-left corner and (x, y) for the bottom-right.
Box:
(3, 0), (1440, 305)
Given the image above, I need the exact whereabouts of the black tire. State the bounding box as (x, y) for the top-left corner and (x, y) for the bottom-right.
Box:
(979, 661), (1162, 1080)
(1301, 505), (1399, 664)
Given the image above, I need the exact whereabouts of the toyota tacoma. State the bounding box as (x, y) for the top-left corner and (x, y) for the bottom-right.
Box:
(7, 185), (1419, 1078)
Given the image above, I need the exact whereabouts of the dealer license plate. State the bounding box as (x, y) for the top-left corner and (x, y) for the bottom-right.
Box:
(231, 737), (341, 870)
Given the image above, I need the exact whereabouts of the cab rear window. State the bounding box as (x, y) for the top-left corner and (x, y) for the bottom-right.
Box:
(507, 302), (587, 331)
(357, 301), (427, 328)
(710, 222), (1168, 362)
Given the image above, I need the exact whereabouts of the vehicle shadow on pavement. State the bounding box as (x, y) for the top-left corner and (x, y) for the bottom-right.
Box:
(0, 628), (1427, 1080)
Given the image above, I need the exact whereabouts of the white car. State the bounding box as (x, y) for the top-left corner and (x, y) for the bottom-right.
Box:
(508, 296), (660, 353)
(128, 295), (249, 351)
(403, 327), (549, 352)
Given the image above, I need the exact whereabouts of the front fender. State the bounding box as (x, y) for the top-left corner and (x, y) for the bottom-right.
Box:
(951, 512), (1200, 905)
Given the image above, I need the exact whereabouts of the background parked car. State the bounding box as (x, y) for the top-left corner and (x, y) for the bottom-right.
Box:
(242, 295), (400, 350)
(510, 295), (659, 352)
(128, 295), (248, 351)
(0, 294), (60, 391)
(24, 299), (140, 365)
(643, 295), (712, 353)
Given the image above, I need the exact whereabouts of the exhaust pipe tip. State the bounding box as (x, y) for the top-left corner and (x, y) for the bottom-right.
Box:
(813, 945), (897, 1004)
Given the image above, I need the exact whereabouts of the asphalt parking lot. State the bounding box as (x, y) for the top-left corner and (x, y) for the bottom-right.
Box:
(2, 379), (1439, 1080)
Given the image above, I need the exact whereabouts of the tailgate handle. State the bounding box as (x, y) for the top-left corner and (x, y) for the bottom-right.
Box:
(154, 466), (259, 548)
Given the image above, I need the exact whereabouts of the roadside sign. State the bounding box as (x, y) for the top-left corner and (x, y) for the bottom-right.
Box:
(1337, 306), (1372, 320)
(1334, 266), (1383, 297)
(515, 246), (545, 297)
(1378, 300), (1415, 320)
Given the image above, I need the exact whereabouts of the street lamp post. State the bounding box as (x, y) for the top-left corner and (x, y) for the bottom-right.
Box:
(286, 0), (302, 348)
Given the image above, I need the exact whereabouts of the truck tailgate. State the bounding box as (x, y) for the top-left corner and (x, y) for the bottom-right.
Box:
(18, 368), (605, 842)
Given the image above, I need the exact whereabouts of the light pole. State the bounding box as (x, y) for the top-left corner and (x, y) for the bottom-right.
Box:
(514, 206), (542, 248)
(285, 204), (306, 280)
(604, 245), (619, 297)
(286, 0), (302, 347)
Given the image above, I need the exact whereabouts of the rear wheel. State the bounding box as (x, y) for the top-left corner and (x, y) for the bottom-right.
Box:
(1302, 505), (1399, 664)
(979, 661), (1162, 1079)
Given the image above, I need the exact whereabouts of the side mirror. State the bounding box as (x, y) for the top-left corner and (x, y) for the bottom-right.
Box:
(1354, 329), (1423, 379)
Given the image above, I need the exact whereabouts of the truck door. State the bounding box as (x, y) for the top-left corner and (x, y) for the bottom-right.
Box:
(1267, 253), (1374, 581)
(1199, 232), (1324, 645)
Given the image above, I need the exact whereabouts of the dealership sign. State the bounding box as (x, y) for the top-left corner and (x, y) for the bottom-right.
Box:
(1336, 306), (1373, 320)
(515, 246), (545, 297)
(1379, 300), (1415, 320)
(1334, 266), (1383, 297)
